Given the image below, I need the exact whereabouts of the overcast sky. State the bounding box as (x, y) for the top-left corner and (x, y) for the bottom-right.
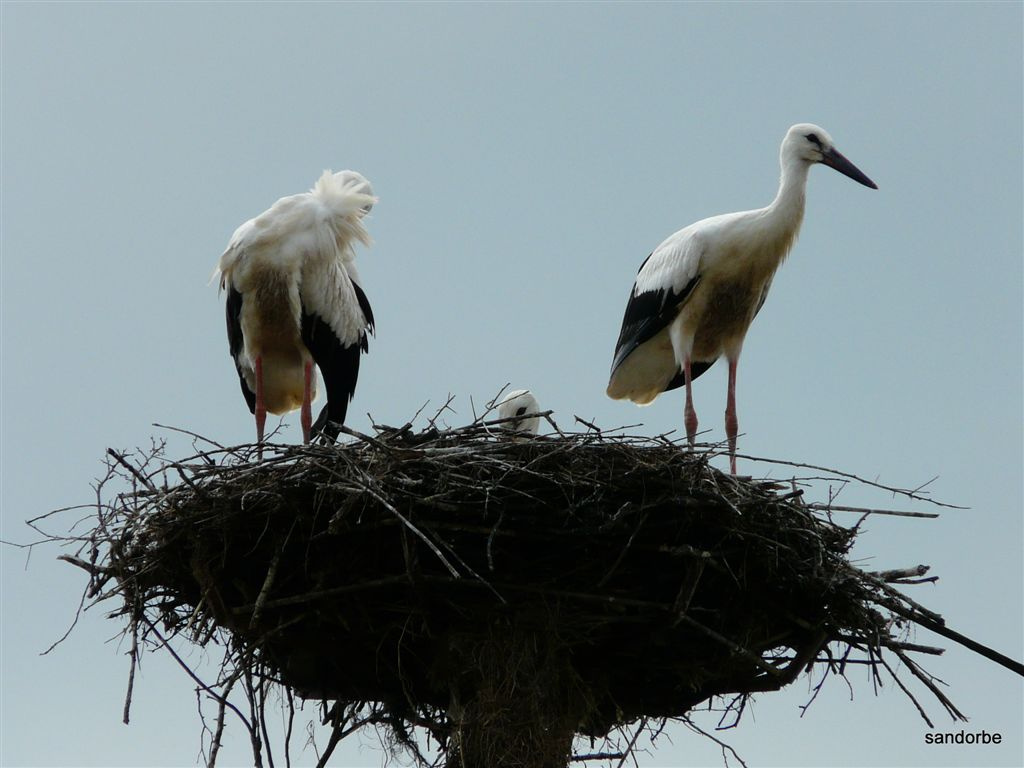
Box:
(2, 2), (1021, 767)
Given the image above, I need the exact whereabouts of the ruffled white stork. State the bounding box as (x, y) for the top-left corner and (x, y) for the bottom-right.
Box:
(216, 170), (377, 445)
(496, 389), (542, 435)
(607, 124), (876, 474)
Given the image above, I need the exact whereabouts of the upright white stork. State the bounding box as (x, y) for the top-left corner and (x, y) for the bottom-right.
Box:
(216, 170), (377, 445)
(496, 389), (542, 435)
(607, 124), (876, 474)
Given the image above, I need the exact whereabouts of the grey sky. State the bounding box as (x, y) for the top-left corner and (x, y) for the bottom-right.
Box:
(2, 2), (1021, 766)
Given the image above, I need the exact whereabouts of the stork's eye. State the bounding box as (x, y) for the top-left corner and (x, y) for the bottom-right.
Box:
(806, 133), (822, 147)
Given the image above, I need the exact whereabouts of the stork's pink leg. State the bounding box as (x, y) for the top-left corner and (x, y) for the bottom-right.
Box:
(725, 357), (739, 475)
(301, 361), (313, 444)
(254, 356), (267, 447)
(684, 356), (698, 449)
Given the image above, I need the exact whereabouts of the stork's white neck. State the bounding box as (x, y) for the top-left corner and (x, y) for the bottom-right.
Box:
(765, 156), (811, 232)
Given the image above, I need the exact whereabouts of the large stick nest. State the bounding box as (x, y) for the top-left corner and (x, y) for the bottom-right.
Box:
(44, 412), (983, 766)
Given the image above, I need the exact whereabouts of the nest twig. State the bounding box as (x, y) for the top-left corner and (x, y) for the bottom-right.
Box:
(30, 410), (1021, 767)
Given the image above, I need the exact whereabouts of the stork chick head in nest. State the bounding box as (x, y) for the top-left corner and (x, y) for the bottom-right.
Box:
(496, 389), (541, 435)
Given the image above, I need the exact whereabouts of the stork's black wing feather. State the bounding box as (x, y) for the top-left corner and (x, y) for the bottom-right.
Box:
(225, 286), (256, 414)
(303, 282), (374, 441)
(354, 279), (375, 338)
(609, 253), (702, 376)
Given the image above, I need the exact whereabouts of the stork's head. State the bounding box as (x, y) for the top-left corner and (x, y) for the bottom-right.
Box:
(783, 123), (877, 189)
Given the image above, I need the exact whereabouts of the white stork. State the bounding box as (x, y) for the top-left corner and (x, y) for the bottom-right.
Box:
(216, 170), (377, 445)
(607, 124), (876, 474)
(497, 389), (542, 435)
